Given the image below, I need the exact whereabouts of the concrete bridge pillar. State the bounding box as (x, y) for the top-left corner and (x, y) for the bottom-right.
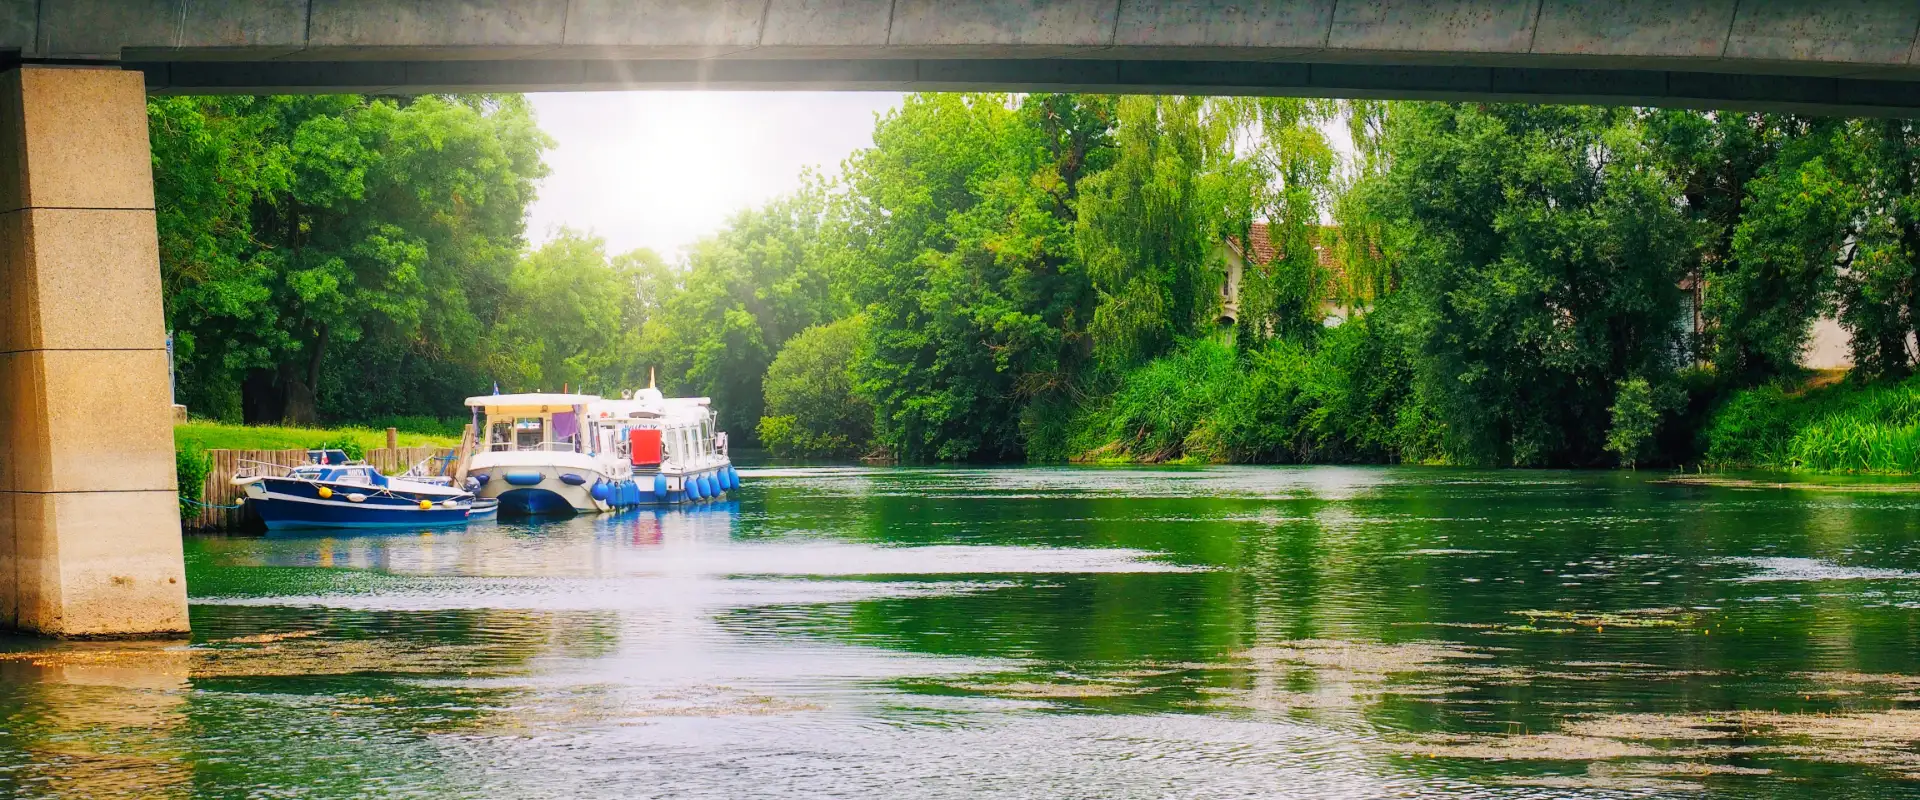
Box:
(0, 66), (188, 637)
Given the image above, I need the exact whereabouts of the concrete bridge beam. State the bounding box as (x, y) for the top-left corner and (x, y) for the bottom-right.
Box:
(0, 65), (188, 638)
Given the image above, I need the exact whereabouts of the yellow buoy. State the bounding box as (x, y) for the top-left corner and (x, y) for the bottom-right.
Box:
(419, 499), (433, 510)
(317, 486), (332, 499)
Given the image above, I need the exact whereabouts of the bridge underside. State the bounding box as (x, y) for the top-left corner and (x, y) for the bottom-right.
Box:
(131, 57), (1920, 118)
(0, 0), (1908, 115)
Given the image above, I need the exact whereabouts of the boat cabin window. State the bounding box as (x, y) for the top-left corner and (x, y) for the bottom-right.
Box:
(608, 425), (629, 460)
(338, 467), (374, 485)
(514, 417), (545, 449)
(663, 425), (685, 466)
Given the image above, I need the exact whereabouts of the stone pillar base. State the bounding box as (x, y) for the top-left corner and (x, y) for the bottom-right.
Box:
(0, 66), (188, 637)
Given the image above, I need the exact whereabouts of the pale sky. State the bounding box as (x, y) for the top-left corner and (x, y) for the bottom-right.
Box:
(524, 92), (1357, 260)
(525, 91), (906, 260)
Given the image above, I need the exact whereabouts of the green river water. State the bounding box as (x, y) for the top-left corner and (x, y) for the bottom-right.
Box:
(5, 466), (1920, 798)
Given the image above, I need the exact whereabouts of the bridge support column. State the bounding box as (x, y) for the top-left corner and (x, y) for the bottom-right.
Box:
(0, 66), (187, 637)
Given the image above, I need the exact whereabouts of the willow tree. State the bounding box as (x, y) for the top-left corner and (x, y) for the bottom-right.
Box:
(1076, 95), (1235, 370)
(1214, 98), (1336, 346)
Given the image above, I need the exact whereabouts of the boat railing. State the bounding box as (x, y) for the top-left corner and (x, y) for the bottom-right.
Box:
(232, 459), (303, 480)
(400, 453), (458, 479)
(482, 441), (582, 453)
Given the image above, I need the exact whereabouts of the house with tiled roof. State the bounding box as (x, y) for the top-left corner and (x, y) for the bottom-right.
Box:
(1218, 222), (1357, 329)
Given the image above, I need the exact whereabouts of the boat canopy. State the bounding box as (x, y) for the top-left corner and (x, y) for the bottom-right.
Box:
(588, 392), (712, 426)
(464, 393), (600, 413)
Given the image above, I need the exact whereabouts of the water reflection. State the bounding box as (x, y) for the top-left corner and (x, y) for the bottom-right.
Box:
(0, 467), (1918, 796)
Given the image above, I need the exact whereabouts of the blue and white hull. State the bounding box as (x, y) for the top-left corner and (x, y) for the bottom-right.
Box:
(467, 462), (744, 515)
(633, 465), (742, 506)
(236, 473), (476, 530)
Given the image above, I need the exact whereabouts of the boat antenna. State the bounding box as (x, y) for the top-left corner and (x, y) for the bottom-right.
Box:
(649, 367), (656, 390)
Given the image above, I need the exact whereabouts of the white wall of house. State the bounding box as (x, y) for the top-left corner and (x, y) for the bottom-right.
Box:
(1802, 316), (1854, 370)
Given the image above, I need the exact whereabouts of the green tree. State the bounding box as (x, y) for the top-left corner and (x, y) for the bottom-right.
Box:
(1605, 377), (1659, 468)
(640, 184), (850, 438)
(1837, 119), (1920, 379)
(1076, 96), (1228, 369)
(847, 93), (1116, 461)
(1643, 110), (1784, 364)
(758, 317), (874, 458)
(1373, 103), (1691, 466)
(1713, 119), (1857, 382)
(1230, 98), (1339, 344)
(150, 94), (550, 424)
(487, 229), (658, 393)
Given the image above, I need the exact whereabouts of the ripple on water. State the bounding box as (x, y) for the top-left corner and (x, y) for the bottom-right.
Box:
(1716, 556), (1920, 582)
(15, 465), (1920, 798)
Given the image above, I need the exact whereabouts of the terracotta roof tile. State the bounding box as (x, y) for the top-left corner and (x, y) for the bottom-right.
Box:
(1227, 222), (1346, 280)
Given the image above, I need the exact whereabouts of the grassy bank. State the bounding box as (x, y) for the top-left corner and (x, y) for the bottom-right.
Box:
(175, 421), (460, 453)
(1049, 319), (1437, 466)
(1704, 373), (1920, 474)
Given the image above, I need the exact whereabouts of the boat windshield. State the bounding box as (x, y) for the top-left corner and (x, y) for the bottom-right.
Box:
(514, 417), (545, 449)
(290, 465), (379, 486)
(483, 416), (582, 452)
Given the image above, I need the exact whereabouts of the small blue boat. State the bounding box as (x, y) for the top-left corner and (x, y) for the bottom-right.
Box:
(232, 451), (482, 530)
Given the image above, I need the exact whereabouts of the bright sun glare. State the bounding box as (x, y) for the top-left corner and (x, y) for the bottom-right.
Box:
(525, 91), (906, 261)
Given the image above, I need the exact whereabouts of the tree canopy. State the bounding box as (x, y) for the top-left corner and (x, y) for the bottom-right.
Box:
(151, 92), (1920, 469)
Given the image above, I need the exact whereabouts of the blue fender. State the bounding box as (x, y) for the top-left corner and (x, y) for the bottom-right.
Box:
(726, 466), (740, 490)
(504, 471), (544, 486)
(652, 474), (668, 497)
(687, 475), (704, 500)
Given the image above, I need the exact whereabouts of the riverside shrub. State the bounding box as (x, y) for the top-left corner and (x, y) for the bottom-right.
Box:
(1065, 300), (1443, 464)
(758, 317), (874, 459)
(175, 445), (212, 520)
(1704, 374), (1920, 472)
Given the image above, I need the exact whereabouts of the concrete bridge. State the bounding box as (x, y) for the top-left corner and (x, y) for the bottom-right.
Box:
(8, 0), (1920, 637)
(4, 1), (1920, 115)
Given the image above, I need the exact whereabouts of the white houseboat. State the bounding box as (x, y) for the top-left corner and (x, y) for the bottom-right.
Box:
(464, 388), (738, 516)
(588, 386), (738, 506)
